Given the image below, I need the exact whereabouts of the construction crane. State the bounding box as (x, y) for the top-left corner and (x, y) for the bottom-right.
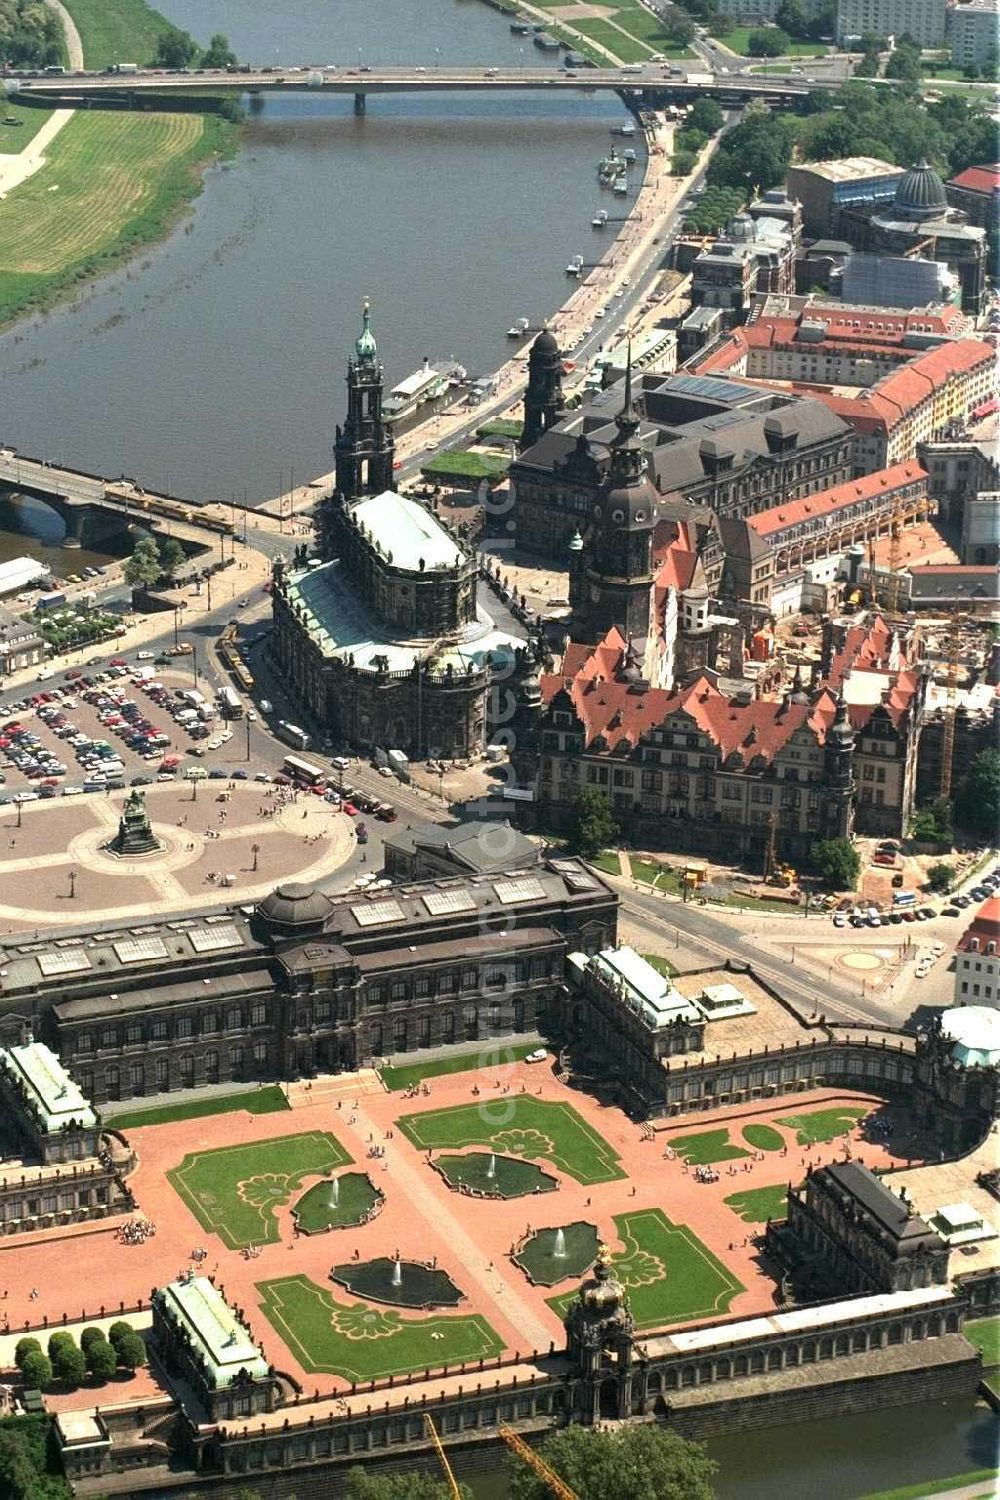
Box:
(499, 1425), (579, 1500)
(424, 1413), (462, 1500)
(938, 609), (967, 801)
(884, 491), (932, 617)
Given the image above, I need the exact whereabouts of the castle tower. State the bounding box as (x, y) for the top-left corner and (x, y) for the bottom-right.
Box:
(521, 326), (565, 450)
(564, 1243), (637, 1423)
(333, 300), (396, 505)
(823, 695), (856, 840)
(575, 353), (658, 643)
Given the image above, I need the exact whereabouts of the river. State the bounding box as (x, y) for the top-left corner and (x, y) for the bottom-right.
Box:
(0, 0), (621, 521)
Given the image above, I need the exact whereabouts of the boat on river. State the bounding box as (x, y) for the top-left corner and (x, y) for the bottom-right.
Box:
(383, 358), (467, 423)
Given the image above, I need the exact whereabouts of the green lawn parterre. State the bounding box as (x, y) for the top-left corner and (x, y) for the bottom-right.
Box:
(379, 1042), (541, 1093)
(547, 1208), (743, 1328)
(105, 1085), (289, 1130)
(776, 1106), (867, 1147)
(396, 1098), (625, 1185)
(168, 1131), (352, 1249)
(724, 1184), (789, 1224)
(257, 1274), (504, 1382)
(61, 0), (185, 72)
(964, 1316), (1000, 1366)
(742, 1124), (785, 1152)
(669, 1128), (749, 1165)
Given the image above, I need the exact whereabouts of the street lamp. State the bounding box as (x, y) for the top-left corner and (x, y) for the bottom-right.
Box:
(251, 842), (260, 872)
(16, 801), (22, 829)
(173, 604), (180, 647)
(245, 717), (251, 762)
(190, 778), (198, 802)
(68, 869), (76, 899)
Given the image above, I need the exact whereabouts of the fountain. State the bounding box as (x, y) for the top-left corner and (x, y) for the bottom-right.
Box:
(486, 1154), (497, 1180)
(512, 1222), (598, 1286)
(391, 1257), (403, 1287)
(553, 1227), (567, 1259)
(328, 1178), (340, 1209)
(331, 1257), (464, 1309)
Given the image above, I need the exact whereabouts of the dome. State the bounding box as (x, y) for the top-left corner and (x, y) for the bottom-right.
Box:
(940, 1005), (1000, 1069)
(603, 477), (658, 528)
(894, 159), (947, 220)
(532, 325), (559, 357)
(257, 882), (331, 929)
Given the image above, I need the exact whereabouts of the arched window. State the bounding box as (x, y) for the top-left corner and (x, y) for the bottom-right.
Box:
(105, 1066), (120, 1098)
(179, 1056), (195, 1087)
(205, 1050), (220, 1083)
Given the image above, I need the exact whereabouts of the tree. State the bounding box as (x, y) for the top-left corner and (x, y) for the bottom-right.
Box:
(84, 1337), (118, 1383)
(885, 41), (922, 81)
(811, 837), (860, 891)
(201, 32), (237, 69)
(926, 862), (953, 894)
(123, 537), (163, 590)
(46, 1332), (73, 1362)
(676, 127), (709, 154)
(672, 150), (698, 176)
(50, 1340), (86, 1389)
(159, 537), (186, 579)
(344, 1471), (472, 1499)
(911, 798), (953, 848)
(508, 1425), (718, 1500)
(14, 1338), (41, 1372)
(79, 1326), (105, 1355)
(954, 748), (1000, 839)
(107, 1320), (135, 1350)
(687, 98), (723, 135)
(746, 28), (789, 57)
(114, 1332), (147, 1372)
(152, 30), (199, 69)
(775, 0), (807, 36)
(567, 785), (618, 860)
(19, 1350), (52, 1391)
(0, 1413), (71, 1500)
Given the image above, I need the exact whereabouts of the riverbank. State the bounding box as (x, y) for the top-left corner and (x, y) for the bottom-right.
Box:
(0, 109), (238, 330)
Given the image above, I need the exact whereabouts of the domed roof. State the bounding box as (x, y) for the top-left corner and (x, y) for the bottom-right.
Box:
(257, 882), (331, 929)
(532, 325), (559, 356)
(355, 299), (378, 361)
(602, 476), (659, 527)
(894, 159), (947, 220)
(940, 1005), (1000, 1068)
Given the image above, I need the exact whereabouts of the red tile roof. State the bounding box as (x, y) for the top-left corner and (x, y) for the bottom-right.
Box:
(957, 896), (1000, 953)
(949, 165), (1000, 197)
(746, 462), (927, 539)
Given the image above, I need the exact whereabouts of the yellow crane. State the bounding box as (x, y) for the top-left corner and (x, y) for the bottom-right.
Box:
(499, 1425), (579, 1499)
(938, 609), (966, 800)
(884, 491), (931, 617)
(424, 1413), (462, 1500)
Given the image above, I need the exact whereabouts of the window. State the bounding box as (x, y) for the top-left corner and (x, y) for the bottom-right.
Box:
(202, 1010), (218, 1034)
(251, 1002), (267, 1027)
(253, 1040), (268, 1067)
(126, 1022), (143, 1047)
(151, 1019), (168, 1042)
(227, 1006), (243, 1031)
(391, 980), (407, 1002)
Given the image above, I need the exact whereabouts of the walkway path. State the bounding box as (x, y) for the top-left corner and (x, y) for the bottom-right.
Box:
(46, 0), (83, 69)
(0, 0), (84, 199)
(346, 1102), (555, 1357)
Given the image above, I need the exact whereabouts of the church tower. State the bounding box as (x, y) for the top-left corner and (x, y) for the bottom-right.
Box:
(333, 300), (396, 504)
(521, 326), (565, 450)
(574, 355), (659, 644)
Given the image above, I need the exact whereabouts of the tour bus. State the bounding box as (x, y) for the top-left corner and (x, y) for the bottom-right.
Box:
(217, 684), (243, 720)
(277, 720), (311, 751)
(282, 753), (325, 787)
(892, 890), (917, 908)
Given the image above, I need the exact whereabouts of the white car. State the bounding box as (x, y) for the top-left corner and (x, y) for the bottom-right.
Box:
(832, 912), (847, 927)
(378, 765), (393, 777)
(219, 730), (233, 743)
(525, 1048), (548, 1064)
(246, 710), (257, 722)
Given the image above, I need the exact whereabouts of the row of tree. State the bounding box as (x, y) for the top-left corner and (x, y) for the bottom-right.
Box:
(151, 30), (237, 72)
(15, 1322), (146, 1391)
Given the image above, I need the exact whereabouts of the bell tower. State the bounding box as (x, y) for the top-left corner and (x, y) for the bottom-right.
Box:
(521, 326), (565, 450)
(333, 300), (396, 504)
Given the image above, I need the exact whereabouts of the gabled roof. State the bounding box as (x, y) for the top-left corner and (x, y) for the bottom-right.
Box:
(746, 462), (927, 539)
(957, 896), (1000, 954)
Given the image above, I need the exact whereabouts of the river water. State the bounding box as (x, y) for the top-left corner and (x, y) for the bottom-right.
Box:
(0, 0), (620, 518)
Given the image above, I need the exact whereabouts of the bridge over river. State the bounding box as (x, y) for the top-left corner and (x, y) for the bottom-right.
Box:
(10, 63), (820, 111)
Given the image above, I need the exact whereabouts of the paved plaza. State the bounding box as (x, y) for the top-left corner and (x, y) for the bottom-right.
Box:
(0, 1059), (925, 1407)
(0, 782), (358, 930)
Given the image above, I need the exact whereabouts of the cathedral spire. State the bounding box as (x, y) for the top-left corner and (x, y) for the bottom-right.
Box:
(355, 298), (378, 363)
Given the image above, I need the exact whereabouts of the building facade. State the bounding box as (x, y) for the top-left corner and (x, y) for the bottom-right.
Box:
(950, 1), (999, 68)
(836, 0), (946, 45)
(955, 898), (1000, 1007)
(0, 862), (617, 1105)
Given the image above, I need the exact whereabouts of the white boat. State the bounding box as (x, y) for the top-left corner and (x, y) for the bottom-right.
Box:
(565, 254), (584, 276)
(623, 147), (636, 162)
(591, 208), (608, 228)
(613, 178), (628, 195)
(507, 319), (530, 338)
(617, 120), (636, 137)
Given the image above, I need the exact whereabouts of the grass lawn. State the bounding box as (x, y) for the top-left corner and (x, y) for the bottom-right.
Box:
(379, 1042), (541, 1093)
(856, 1471), (999, 1500)
(476, 418), (522, 440)
(723, 890), (803, 914)
(61, 0), (184, 71)
(0, 110), (236, 329)
(716, 27), (828, 56)
(669, 1128), (749, 1165)
(257, 1274), (504, 1382)
(642, 953), (678, 979)
(420, 450), (509, 483)
(724, 1183), (789, 1224)
(105, 1085), (289, 1130)
(742, 1123), (785, 1152)
(964, 1316), (1000, 1366)
(776, 1106), (867, 1147)
(589, 850), (623, 877)
(168, 1131), (352, 1249)
(0, 104), (54, 149)
(548, 1208), (743, 1328)
(397, 1098), (625, 1185)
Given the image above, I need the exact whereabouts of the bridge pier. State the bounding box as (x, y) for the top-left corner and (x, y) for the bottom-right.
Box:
(353, 91), (366, 115)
